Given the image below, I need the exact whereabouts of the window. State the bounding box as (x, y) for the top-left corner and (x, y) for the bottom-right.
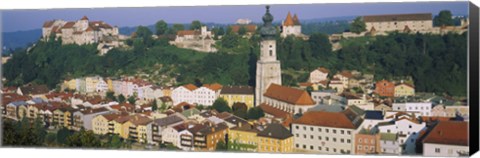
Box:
(347, 139), (351, 143)
(326, 148), (329, 152)
(303, 145), (306, 149)
(318, 128), (322, 132)
(347, 131), (351, 135)
(333, 130), (336, 134)
(310, 145), (314, 150)
(359, 139), (362, 143)
(409, 125), (412, 128)
(303, 126), (307, 130)
(318, 136), (322, 140)
(303, 134), (306, 138)
(318, 146), (322, 151)
(296, 134), (299, 137)
(341, 139), (344, 143)
(295, 125), (299, 129)
(326, 129), (329, 133)
(341, 130), (344, 134)
(310, 135), (314, 139)
(333, 148), (337, 152)
(269, 50), (272, 56)
(357, 145), (362, 150)
(435, 148), (440, 153)
(296, 144), (299, 148)
(310, 127), (314, 131)
(326, 137), (329, 141)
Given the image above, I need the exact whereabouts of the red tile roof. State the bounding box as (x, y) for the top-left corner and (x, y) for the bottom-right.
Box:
(264, 84), (315, 105)
(81, 16), (89, 20)
(230, 25), (257, 33)
(43, 21), (55, 28)
(203, 83), (222, 91)
(293, 14), (301, 25)
(258, 103), (291, 119)
(177, 30), (200, 36)
(423, 121), (468, 146)
(283, 12), (295, 26)
(363, 13), (432, 22)
(183, 84), (198, 91)
(293, 111), (362, 129)
(62, 22), (75, 29)
(316, 67), (330, 73)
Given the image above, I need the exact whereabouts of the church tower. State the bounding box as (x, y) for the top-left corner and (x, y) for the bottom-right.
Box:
(255, 6), (282, 106)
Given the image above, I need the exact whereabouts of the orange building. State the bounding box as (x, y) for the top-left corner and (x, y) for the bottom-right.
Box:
(355, 128), (381, 155)
(375, 80), (395, 97)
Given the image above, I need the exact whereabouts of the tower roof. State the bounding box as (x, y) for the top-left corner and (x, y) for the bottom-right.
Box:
(283, 12), (295, 26)
(260, 5), (276, 40)
(293, 14), (301, 25)
(81, 16), (89, 21)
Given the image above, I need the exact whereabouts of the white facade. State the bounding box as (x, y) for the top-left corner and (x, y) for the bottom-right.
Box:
(423, 143), (469, 157)
(172, 85), (220, 106)
(292, 123), (356, 154)
(378, 119), (426, 154)
(392, 102), (432, 116)
(309, 69), (329, 83)
(161, 126), (182, 147)
(255, 39), (282, 106)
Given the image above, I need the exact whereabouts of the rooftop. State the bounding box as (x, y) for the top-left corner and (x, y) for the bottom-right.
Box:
(422, 121), (468, 146)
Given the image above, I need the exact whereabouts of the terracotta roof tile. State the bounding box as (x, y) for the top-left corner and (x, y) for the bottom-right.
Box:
(177, 30), (200, 36)
(258, 103), (291, 118)
(316, 67), (330, 73)
(293, 14), (301, 25)
(220, 86), (254, 95)
(230, 25), (257, 33)
(43, 21), (55, 28)
(203, 83), (222, 91)
(293, 110), (363, 129)
(363, 13), (432, 22)
(62, 22), (75, 29)
(423, 121), (468, 146)
(264, 84), (315, 105)
(183, 84), (198, 91)
(283, 12), (295, 26)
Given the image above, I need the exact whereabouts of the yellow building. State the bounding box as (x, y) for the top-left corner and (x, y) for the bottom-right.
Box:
(63, 108), (78, 130)
(220, 86), (255, 108)
(117, 114), (152, 143)
(53, 109), (65, 127)
(106, 78), (114, 92)
(85, 76), (100, 93)
(162, 87), (173, 97)
(394, 83), (415, 97)
(257, 123), (294, 153)
(228, 122), (260, 152)
(92, 113), (121, 135)
(63, 79), (77, 91)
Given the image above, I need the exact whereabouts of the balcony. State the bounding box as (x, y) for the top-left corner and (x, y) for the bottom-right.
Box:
(194, 137), (206, 142)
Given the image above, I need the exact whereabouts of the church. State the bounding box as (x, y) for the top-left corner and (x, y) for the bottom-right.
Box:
(255, 6), (315, 116)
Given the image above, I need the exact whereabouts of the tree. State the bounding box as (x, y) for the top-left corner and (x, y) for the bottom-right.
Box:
(220, 33), (240, 49)
(196, 104), (205, 111)
(350, 17), (366, 34)
(106, 91), (116, 101)
(151, 100), (158, 111)
(247, 107), (265, 120)
(65, 130), (101, 148)
(308, 33), (332, 59)
(238, 26), (247, 35)
(127, 96), (136, 105)
(109, 134), (123, 149)
(434, 10), (454, 26)
(212, 98), (231, 113)
(160, 102), (167, 111)
(217, 27), (225, 36)
(306, 86), (314, 95)
(215, 140), (228, 151)
(155, 20), (168, 35)
(172, 24), (185, 33)
(118, 94), (126, 103)
(190, 20), (202, 30)
(56, 127), (73, 145)
(232, 102), (248, 119)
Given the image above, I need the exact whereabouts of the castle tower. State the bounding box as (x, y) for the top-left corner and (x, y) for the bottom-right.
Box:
(255, 6), (282, 106)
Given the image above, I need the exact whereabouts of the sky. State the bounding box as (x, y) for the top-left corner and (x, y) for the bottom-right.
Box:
(1, 1), (469, 32)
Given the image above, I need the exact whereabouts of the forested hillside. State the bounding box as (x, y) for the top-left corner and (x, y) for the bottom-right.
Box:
(3, 31), (467, 96)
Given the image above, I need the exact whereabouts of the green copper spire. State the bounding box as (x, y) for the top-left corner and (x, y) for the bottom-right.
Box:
(260, 5), (276, 40)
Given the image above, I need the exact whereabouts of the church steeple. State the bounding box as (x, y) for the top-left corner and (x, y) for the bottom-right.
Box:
(260, 5), (277, 40)
(255, 5), (282, 106)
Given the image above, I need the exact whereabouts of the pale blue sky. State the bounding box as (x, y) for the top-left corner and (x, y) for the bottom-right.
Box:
(1, 1), (468, 32)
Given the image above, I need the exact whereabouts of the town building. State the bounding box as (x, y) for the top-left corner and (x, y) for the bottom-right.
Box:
(219, 86), (255, 108)
(355, 128), (381, 154)
(363, 13), (433, 34)
(422, 121), (468, 157)
(380, 132), (402, 155)
(228, 121), (260, 152)
(255, 6), (282, 106)
(377, 112), (426, 154)
(392, 98), (432, 116)
(375, 80), (395, 97)
(309, 67), (329, 83)
(292, 109), (364, 154)
(171, 26), (216, 52)
(171, 83), (222, 106)
(261, 84), (316, 115)
(257, 123), (294, 153)
(394, 83), (415, 97)
(281, 12), (304, 38)
(42, 16), (123, 54)
(147, 113), (186, 145)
